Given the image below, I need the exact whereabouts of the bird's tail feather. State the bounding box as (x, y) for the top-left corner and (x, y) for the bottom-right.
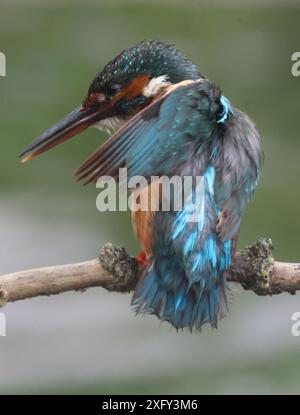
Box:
(131, 255), (229, 331)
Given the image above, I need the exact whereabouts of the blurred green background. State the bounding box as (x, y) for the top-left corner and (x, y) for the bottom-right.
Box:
(0, 0), (300, 394)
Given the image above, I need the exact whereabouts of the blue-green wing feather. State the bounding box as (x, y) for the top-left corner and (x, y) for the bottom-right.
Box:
(75, 79), (222, 183)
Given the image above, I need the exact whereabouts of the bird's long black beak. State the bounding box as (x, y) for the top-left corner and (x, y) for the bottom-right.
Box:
(19, 104), (106, 163)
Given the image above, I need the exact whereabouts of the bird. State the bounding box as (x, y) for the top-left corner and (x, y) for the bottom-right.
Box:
(19, 40), (263, 331)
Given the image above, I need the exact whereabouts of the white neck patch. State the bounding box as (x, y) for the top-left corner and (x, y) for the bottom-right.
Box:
(143, 75), (171, 98)
(93, 116), (127, 135)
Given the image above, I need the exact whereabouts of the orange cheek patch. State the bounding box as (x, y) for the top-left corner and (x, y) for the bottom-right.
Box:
(112, 74), (150, 103)
(83, 75), (150, 110)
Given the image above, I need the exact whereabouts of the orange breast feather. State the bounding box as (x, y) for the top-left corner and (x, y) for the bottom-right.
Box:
(131, 180), (162, 259)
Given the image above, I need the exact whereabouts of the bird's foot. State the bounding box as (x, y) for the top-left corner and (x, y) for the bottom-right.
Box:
(99, 243), (138, 292)
(136, 250), (148, 264)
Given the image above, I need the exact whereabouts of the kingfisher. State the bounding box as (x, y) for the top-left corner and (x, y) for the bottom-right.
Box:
(20, 40), (263, 331)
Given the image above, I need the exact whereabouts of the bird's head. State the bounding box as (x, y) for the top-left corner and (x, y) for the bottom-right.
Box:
(20, 40), (202, 162)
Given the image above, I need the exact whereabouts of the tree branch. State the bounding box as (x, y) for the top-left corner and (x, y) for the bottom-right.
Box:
(0, 238), (299, 307)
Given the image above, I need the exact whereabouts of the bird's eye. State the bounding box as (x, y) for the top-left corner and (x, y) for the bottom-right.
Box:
(106, 84), (122, 96)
